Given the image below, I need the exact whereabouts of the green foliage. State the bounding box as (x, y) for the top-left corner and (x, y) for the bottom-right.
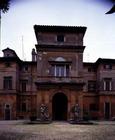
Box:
(0, 0), (10, 13)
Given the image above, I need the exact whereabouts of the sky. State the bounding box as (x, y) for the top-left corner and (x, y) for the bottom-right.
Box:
(1, 0), (115, 62)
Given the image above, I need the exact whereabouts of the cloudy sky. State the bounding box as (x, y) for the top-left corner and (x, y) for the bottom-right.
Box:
(1, 0), (115, 62)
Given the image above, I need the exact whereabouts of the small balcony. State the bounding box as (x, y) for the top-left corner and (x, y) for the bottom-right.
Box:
(35, 76), (85, 90)
(98, 90), (115, 95)
(36, 76), (84, 83)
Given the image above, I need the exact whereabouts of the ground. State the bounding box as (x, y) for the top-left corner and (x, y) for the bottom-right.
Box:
(0, 121), (115, 140)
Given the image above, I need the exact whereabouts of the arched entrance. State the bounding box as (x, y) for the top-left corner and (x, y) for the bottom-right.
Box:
(52, 93), (68, 120)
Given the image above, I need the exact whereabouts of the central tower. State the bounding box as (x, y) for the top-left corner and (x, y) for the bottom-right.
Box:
(34, 25), (87, 120)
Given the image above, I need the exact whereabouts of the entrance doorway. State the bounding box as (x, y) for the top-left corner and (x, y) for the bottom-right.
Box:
(52, 93), (68, 120)
(104, 102), (110, 119)
(4, 104), (11, 120)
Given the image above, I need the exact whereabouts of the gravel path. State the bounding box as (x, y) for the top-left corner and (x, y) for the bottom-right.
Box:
(0, 121), (115, 140)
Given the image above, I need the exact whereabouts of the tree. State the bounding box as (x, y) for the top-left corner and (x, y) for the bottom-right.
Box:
(0, 0), (10, 13)
(0, 0), (10, 54)
(106, 4), (115, 14)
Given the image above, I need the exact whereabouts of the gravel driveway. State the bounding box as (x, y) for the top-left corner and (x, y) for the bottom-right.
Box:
(0, 120), (115, 140)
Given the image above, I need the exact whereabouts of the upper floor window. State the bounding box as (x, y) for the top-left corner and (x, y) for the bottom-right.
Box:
(104, 64), (112, 70)
(20, 66), (28, 72)
(21, 80), (27, 92)
(103, 78), (112, 91)
(88, 67), (96, 72)
(51, 64), (69, 77)
(24, 66), (28, 71)
(3, 76), (12, 90)
(21, 102), (27, 112)
(88, 81), (96, 92)
(57, 35), (64, 42)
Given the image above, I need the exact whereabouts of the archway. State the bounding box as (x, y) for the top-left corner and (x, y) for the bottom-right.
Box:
(52, 93), (68, 120)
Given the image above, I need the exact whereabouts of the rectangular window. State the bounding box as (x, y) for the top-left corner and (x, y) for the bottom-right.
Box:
(104, 78), (112, 91)
(21, 102), (27, 112)
(88, 68), (96, 72)
(56, 65), (64, 77)
(104, 64), (112, 70)
(23, 65), (28, 72)
(3, 76), (12, 90)
(57, 35), (64, 42)
(21, 80), (27, 92)
(104, 102), (111, 119)
(88, 81), (96, 92)
(52, 64), (69, 77)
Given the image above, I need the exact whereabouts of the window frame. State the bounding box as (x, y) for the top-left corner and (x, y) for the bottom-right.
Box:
(88, 80), (96, 92)
(52, 64), (69, 77)
(3, 76), (12, 90)
(21, 102), (27, 112)
(104, 64), (112, 70)
(103, 79), (112, 91)
(57, 34), (65, 43)
(21, 80), (27, 92)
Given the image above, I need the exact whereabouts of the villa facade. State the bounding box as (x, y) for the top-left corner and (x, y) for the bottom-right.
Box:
(0, 25), (115, 120)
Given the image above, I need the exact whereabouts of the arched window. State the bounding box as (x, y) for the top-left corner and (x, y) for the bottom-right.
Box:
(55, 57), (66, 62)
(51, 57), (69, 77)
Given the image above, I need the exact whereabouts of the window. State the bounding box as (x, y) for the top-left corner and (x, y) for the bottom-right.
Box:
(88, 81), (96, 92)
(3, 76), (12, 90)
(21, 80), (27, 92)
(104, 102), (110, 119)
(104, 64), (112, 70)
(104, 78), (112, 91)
(57, 35), (64, 42)
(51, 64), (69, 77)
(88, 67), (96, 72)
(21, 102), (27, 112)
(23, 66), (28, 71)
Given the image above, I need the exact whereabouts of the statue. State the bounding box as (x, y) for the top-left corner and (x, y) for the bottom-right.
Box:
(40, 104), (49, 121)
(71, 104), (80, 122)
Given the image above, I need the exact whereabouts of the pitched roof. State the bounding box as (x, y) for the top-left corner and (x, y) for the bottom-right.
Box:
(2, 47), (18, 57)
(96, 58), (115, 65)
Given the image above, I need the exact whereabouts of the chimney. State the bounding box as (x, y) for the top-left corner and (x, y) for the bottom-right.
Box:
(31, 48), (36, 61)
